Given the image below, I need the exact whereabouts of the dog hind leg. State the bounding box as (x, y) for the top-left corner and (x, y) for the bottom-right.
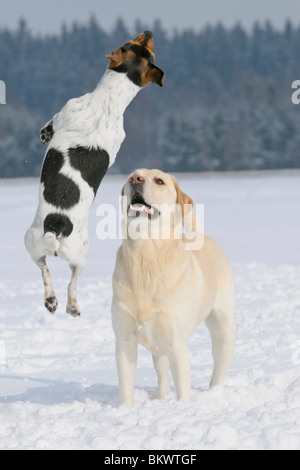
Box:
(206, 260), (236, 388)
(66, 264), (84, 317)
(205, 309), (236, 388)
(38, 256), (58, 314)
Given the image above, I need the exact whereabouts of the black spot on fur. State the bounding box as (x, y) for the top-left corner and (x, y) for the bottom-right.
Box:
(113, 63), (143, 87)
(68, 146), (109, 196)
(113, 43), (155, 87)
(122, 43), (154, 62)
(41, 149), (80, 209)
(44, 213), (74, 238)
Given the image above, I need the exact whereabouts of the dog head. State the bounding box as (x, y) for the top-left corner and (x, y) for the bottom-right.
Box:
(105, 31), (165, 88)
(121, 169), (195, 242)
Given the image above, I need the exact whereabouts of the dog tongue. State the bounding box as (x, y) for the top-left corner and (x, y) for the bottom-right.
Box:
(130, 203), (154, 215)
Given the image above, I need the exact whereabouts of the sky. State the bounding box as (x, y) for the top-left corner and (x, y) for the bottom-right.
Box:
(0, 0), (299, 35)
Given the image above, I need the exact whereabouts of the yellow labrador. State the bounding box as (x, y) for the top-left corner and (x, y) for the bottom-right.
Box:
(112, 169), (236, 406)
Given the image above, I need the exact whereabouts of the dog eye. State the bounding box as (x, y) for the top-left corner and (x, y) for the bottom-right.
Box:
(155, 178), (165, 185)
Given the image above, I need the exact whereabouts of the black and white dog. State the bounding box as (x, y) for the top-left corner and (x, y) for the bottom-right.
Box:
(25, 31), (164, 317)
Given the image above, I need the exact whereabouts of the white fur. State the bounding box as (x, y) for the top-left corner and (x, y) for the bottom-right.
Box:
(112, 169), (236, 405)
(49, 70), (140, 165)
(25, 69), (141, 316)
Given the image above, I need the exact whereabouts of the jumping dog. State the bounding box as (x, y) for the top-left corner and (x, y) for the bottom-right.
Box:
(25, 31), (164, 317)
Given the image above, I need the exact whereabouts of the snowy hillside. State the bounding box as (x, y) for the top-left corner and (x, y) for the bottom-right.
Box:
(0, 171), (299, 450)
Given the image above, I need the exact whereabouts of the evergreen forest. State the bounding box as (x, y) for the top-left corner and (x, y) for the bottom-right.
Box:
(1, 17), (300, 177)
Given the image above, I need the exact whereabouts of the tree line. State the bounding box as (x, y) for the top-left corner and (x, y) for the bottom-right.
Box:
(1, 17), (300, 177)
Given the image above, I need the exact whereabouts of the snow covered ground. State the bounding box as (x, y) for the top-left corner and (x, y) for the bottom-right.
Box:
(0, 170), (300, 450)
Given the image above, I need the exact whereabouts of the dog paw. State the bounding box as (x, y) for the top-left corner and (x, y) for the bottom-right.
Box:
(45, 296), (58, 314)
(40, 121), (54, 143)
(66, 304), (81, 318)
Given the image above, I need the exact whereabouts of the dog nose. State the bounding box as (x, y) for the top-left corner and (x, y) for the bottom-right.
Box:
(129, 175), (145, 185)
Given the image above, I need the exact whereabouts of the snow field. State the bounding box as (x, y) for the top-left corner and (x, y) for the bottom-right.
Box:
(0, 171), (299, 450)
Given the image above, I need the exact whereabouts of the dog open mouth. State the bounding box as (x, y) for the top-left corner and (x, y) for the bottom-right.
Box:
(128, 192), (157, 219)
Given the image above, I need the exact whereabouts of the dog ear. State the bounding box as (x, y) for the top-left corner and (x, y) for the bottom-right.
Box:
(171, 176), (194, 219)
(105, 47), (123, 67)
(172, 176), (202, 242)
(145, 65), (165, 87)
(135, 31), (154, 50)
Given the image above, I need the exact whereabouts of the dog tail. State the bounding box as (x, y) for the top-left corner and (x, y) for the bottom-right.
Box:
(43, 213), (74, 256)
(43, 232), (60, 256)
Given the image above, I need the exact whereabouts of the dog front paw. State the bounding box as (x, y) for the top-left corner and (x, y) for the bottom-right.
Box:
(45, 296), (58, 314)
(40, 121), (54, 143)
